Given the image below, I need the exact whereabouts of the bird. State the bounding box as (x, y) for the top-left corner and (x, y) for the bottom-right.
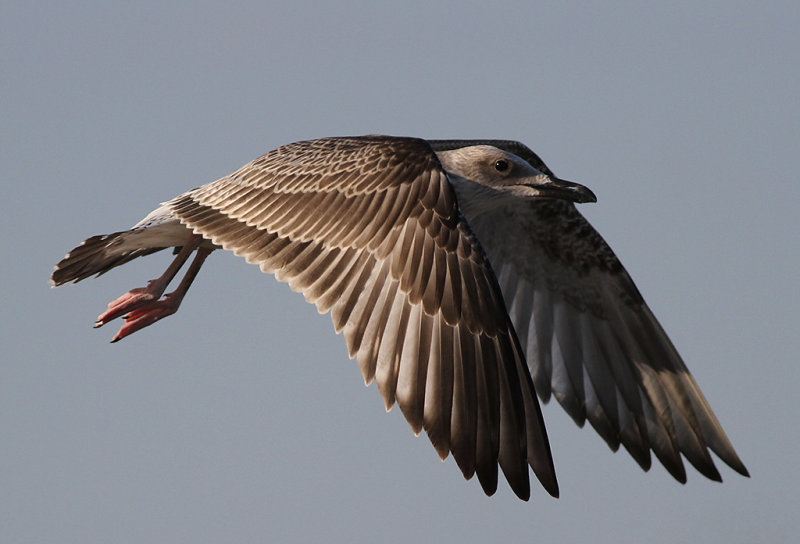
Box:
(50, 135), (748, 500)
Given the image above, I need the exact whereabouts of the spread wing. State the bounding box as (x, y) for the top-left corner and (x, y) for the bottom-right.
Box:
(166, 135), (557, 499)
(428, 139), (748, 482)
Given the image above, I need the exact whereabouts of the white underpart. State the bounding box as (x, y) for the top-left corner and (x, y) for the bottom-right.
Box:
(118, 202), (214, 252)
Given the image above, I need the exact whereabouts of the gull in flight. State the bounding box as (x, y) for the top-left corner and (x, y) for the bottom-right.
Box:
(51, 135), (748, 500)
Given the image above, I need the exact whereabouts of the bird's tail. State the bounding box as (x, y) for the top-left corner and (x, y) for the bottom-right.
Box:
(50, 232), (164, 286)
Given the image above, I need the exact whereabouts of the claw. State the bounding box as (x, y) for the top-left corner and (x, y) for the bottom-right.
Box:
(110, 294), (181, 342)
(95, 284), (163, 327)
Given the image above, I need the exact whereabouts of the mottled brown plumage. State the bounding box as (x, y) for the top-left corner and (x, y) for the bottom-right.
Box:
(51, 135), (748, 500)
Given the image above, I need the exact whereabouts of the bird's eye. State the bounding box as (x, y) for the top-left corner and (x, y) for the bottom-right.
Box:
(494, 159), (509, 172)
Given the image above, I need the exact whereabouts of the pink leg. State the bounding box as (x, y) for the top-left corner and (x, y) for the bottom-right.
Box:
(95, 235), (203, 327)
(109, 245), (213, 343)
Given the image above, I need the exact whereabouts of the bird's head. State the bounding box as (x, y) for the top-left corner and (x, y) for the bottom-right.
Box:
(436, 145), (596, 208)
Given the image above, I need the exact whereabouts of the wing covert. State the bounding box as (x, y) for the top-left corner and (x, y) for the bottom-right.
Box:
(167, 135), (558, 499)
(433, 138), (748, 482)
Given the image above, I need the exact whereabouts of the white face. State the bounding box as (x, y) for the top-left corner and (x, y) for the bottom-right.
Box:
(436, 145), (550, 189)
(435, 145), (595, 217)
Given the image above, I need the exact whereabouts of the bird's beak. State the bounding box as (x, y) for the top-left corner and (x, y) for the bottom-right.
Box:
(528, 176), (597, 203)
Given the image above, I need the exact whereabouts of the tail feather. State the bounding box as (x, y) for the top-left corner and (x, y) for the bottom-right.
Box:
(50, 232), (165, 286)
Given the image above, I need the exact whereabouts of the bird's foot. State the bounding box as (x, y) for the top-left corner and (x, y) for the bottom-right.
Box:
(97, 241), (210, 342)
(95, 280), (165, 327)
(109, 293), (181, 343)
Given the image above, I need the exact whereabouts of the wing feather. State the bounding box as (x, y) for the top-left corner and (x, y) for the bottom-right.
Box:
(428, 139), (747, 482)
(423, 313), (454, 459)
(166, 136), (557, 498)
(433, 142), (747, 482)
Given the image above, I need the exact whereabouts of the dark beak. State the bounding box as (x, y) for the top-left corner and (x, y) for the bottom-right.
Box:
(533, 177), (597, 203)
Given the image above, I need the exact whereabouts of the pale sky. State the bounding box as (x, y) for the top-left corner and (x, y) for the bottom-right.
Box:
(3, 2), (799, 542)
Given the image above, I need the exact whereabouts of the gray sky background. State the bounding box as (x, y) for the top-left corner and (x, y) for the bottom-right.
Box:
(3, 2), (798, 542)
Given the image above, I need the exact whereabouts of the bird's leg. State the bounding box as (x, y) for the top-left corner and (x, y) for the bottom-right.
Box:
(107, 243), (213, 343)
(95, 233), (204, 328)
